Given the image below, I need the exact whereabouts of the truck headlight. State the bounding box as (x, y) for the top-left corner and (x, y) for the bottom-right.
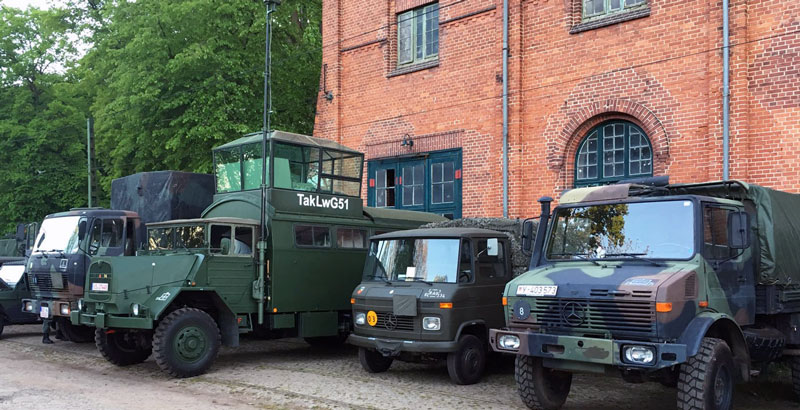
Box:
(131, 303), (140, 316)
(355, 312), (366, 326)
(422, 317), (440, 331)
(24, 301), (33, 312)
(498, 334), (521, 350)
(60, 303), (70, 315)
(623, 345), (655, 365)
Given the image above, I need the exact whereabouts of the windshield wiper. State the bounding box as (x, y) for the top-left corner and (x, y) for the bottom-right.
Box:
(604, 253), (665, 267)
(370, 275), (392, 285)
(409, 277), (433, 286)
(550, 252), (603, 267)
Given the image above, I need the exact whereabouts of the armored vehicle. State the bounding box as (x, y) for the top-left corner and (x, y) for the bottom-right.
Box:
(22, 208), (145, 342)
(349, 228), (513, 384)
(72, 131), (445, 378)
(0, 260), (39, 337)
(490, 179), (800, 410)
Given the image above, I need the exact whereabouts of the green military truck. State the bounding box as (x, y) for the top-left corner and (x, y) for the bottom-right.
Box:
(0, 260), (39, 337)
(0, 222), (38, 262)
(349, 227), (514, 384)
(72, 131), (444, 377)
(490, 179), (800, 410)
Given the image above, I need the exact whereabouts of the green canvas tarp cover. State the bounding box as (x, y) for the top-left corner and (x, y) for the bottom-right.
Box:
(669, 181), (800, 285)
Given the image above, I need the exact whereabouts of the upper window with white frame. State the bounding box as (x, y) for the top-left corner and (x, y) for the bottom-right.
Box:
(583, 0), (646, 20)
(397, 3), (439, 66)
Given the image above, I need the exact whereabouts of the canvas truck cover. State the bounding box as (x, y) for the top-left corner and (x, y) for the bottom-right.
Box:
(668, 181), (800, 285)
(111, 171), (214, 224)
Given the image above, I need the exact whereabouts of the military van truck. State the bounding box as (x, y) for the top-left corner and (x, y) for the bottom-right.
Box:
(489, 180), (800, 410)
(22, 208), (146, 342)
(0, 260), (39, 337)
(72, 130), (445, 378)
(349, 227), (513, 385)
(0, 222), (38, 263)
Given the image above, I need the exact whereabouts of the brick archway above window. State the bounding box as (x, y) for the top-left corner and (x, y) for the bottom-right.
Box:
(552, 99), (669, 173)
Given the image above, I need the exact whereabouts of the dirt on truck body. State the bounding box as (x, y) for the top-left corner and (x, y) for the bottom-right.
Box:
(490, 179), (800, 410)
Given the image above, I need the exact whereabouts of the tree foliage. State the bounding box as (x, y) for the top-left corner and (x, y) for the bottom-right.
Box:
(0, 0), (322, 231)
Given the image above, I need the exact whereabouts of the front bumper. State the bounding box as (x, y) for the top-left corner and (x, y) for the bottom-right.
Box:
(71, 310), (153, 330)
(21, 299), (74, 319)
(348, 333), (459, 356)
(489, 328), (687, 372)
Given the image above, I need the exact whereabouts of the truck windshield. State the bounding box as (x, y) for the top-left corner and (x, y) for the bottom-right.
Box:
(363, 238), (461, 283)
(32, 216), (82, 254)
(547, 200), (695, 260)
(215, 142), (266, 193)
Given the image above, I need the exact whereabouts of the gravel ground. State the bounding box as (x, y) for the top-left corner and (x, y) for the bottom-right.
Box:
(0, 324), (797, 409)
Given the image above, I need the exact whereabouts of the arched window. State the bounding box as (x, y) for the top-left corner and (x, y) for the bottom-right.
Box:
(574, 121), (652, 187)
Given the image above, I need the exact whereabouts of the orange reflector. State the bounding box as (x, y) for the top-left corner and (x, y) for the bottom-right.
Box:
(350, 298), (355, 304)
(656, 302), (673, 312)
(191, 282), (196, 286)
(273, 308), (278, 313)
(699, 301), (709, 308)
(439, 302), (453, 309)
(502, 297), (508, 306)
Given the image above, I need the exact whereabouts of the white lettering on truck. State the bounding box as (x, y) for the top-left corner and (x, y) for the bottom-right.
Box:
(296, 193), (350, 210)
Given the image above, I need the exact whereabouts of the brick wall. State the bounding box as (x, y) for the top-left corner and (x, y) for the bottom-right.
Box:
(314, 0), (800, 217)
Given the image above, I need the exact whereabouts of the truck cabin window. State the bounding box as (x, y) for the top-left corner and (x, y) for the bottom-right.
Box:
(214, 142), (266, 193)
(273, 142), (363, 197)
(89, 219), (123, 253)
(148, 227), (174, 250)
(476, 239), (506, 279)
(209, 225), (252, 255)
(148, 225), (205, 251)
(32, 216), (82, 255)
(703, 206), (736, 260)
(363, 238), (461, 283)
(547, 200), (695, 260)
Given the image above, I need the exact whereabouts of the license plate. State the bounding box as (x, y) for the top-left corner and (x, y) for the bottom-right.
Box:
(91, 282), (109, 292)
(516, 285), (558, 297)
(39, 306), (49, 319)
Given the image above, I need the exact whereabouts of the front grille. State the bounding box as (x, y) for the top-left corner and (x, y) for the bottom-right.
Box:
(29, 272), (69, 295)
(529, 298), (655, 335)
(375, 312), (414, 331)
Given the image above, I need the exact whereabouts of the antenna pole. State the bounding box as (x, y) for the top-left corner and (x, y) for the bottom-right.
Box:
(258, 0), (279, 326)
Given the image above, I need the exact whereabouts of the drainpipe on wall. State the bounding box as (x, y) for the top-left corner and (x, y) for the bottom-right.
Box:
(722, 0), (730, 180)
(501, 0), (509, 217)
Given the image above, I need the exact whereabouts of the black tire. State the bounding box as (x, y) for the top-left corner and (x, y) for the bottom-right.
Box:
(790, 356), (800, 401)
(60, 320), (95, 343)
(677, 337), (735, 410)
(358, 347), (393, 373)
(152, 308), (221, 378)
(515, 355), (572, 410)
(304, 334), (348, 347)
(95, 329), (152, 366)
(0, 320), (4, 339)
(447, 334), (487, 385)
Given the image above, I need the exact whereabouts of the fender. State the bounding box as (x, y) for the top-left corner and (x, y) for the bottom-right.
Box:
(147, 287), (239, 348)
(677, 311), (749, 381)
(455, 319), (488, 341)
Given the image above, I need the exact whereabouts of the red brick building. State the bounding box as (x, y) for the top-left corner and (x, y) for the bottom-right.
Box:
(313, 0), (799, 218)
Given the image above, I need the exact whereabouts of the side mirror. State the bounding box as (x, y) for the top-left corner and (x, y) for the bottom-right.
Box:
(14, 223), (25, 241)
(78, 220), (87, 240)
(728, 211), (750, 249)
(521, 218), (537, 255)
(487, 238), (499, 256)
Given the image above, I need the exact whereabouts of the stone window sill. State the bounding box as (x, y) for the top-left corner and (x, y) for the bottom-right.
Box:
(570, 7), (650, 34)
(387, 59), (439, 78)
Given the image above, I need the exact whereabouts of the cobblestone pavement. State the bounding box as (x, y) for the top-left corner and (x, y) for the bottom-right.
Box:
(0, 325), (796, 409)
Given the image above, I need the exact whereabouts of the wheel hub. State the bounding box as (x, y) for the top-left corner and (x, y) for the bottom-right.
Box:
(175, 326), (207, 362)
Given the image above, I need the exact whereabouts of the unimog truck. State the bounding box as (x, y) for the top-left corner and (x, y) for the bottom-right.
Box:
(22, 208), (146, 342)
(489, 179), (800, 410)
(0, 260), (40, 337)
(349, 227), (513, 384)
(72, 131), (445, 378)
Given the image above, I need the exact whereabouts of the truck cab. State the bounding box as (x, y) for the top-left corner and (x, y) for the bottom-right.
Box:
(490, 180), (800, 410)
(350, 228), (511, 384)
(72, 130), (445, 378)
(0, 260), (39, 337)
(22, 208), (144, 342)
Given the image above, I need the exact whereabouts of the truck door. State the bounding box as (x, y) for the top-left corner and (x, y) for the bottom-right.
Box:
(472, 238), (510, 328)
(207, 224), (256, 311)
(702, 204), (755, 325)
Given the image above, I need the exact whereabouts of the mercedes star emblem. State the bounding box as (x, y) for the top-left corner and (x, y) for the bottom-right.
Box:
(561, 302), (586, 327)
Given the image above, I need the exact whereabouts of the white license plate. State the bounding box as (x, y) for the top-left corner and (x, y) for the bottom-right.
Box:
(91, 282), (109, 292)
(516, 285), (558, 297)
(39, 306), (49, 319)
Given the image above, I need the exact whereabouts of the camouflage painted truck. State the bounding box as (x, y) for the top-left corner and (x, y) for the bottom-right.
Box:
(71, 131), (444, 377)
(22, 172), (213, 342)
(0, 222), (38, 264)
(489, 179), (800, 410)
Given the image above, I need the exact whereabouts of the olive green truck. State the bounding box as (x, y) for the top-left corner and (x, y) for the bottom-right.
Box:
(72, 131), (444, 377)
(490, 179), (800, 410)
